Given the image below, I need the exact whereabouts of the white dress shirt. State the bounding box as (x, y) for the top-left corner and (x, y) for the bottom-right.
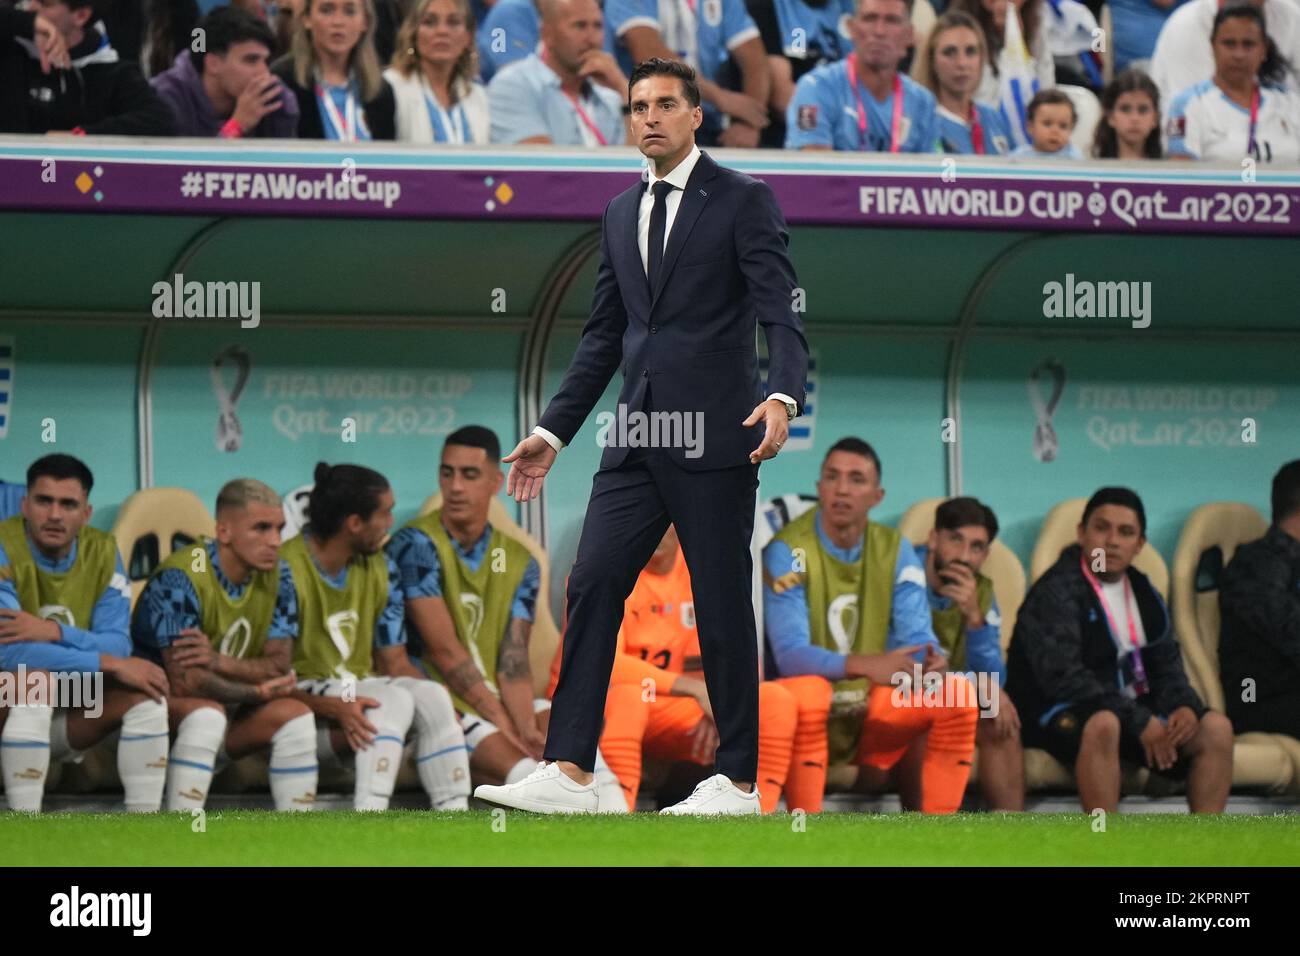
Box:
(534, 144), (795, 452)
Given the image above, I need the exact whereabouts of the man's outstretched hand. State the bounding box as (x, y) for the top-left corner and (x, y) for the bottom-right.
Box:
(503, 434), (559, 502)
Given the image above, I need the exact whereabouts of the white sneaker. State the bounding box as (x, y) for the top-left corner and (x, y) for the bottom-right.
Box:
(658, 773), (761, 816)
(473, 762), (600, 814)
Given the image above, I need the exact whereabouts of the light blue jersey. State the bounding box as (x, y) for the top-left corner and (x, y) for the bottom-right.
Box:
(934, 102), (1012, 154)
(607, 0), (759, 130)
(771, 0), (853, 61)
(786, 58), (937, 151)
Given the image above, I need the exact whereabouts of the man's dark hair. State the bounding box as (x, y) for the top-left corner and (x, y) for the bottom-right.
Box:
(444, 425), (501, 465)
(1271, 459), (1300, 524)
(822, 437), (882, 480)
(1026, 87), (1077, 126)
(307, 462), (390, 538)
(935, 496), (998, 542)
(191, 5), (276, 73)
(628, 57), (701, 109)
(27, 454), (94, 495)
(1082, 486), (1146, 536)
(62, 0), (99, 11)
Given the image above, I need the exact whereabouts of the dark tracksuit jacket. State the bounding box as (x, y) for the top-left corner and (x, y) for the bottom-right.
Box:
(1007, 544), (1206, 743)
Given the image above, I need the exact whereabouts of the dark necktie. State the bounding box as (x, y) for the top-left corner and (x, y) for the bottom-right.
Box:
(647, 180), (674, 291)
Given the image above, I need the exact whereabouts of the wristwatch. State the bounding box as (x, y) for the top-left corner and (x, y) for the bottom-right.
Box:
(782, 400), (797, 422)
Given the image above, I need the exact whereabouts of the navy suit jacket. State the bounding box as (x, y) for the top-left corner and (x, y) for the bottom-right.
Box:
(538, 150), (810, 472)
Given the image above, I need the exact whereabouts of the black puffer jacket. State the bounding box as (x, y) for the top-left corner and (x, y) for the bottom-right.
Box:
(1007, 544), (1206, 741)
(1219, 525), (1300, 734)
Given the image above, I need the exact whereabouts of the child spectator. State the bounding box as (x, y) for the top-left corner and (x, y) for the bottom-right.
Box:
(1011, 86), (1081, 156)
(1092, 67), (1162, 158)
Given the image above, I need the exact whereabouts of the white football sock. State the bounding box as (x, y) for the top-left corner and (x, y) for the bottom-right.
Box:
(594, 747), (629, 813)
(395, 677), (470, 810)
(353, 682), (413, 811)
(506, 757), (537, 785)
(1, 703), (53, 812)
(117, 699), (169, 812)
(165, 707), (227, 812)
(269, 713), (318, 811)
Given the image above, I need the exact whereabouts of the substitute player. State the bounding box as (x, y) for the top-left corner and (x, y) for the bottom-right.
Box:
(0, 454), (170, 813)
(915, 497), (1023, 811)
(132, 478), (318, 811)
(763, 438), (978, 814)
(287, 462), (471, 811)
(386, 426), (624, 808)
(592, 525), (798, 812)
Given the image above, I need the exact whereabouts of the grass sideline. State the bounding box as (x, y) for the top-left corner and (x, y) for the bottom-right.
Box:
(4, 811), (1298, 866)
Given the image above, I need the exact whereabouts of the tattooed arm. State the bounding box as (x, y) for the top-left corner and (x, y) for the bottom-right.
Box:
(497, 617), (542, 753)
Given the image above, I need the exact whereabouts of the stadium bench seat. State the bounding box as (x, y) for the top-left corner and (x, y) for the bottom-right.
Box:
(1060, 85), (1102, 156)
(1170, 503), (1297, 795)
(111, 487), (216, 611)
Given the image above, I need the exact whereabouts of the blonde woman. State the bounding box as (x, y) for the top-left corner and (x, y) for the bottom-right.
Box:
(384, 0), (490, 143)
(915, 10), (1012, 153)
(272, 0), (396, 139)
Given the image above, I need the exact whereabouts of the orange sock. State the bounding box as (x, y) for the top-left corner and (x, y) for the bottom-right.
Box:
(775, 675), (832, 813)
(599, 684), (651, 811)
(918, 674), (978, 814)
(858, 676), (978, 814)
(756, 682), (798, 813)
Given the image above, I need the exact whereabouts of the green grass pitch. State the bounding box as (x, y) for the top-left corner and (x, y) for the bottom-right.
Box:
(4, 811), (1298, 866)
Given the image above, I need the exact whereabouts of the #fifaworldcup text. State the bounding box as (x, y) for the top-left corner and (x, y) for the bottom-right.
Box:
(180, 170), (402, 209)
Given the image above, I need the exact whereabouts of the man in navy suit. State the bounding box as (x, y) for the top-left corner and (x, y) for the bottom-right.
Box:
(475, 57), (809, 815)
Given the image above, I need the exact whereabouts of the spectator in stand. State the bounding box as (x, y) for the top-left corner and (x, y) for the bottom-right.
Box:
(948, 0), (1053, 106)
(151, 5), (300, 138)
(0, 0), (173, 134)
(272, 0), (397, 139)
(915, 9), (1012, 152)
(1091, 67), (1162, 158)
(1010, 86), (1080, 155)
(1219, 460), (1300, 741)
(487, 0), (628, 145)
(385, 0), (490, 142)
(786, 0), (937, 152)
(605, 0), (770, 147)
(1165, 3), (1300, 163)
(478, 0), (619, 82)
(1108, 0), (1188, 75)
(1151, 0), (1300, 108)
(746, 0), (854, 147)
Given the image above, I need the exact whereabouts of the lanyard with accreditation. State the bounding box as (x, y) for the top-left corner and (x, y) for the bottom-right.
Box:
(315, 76), (370, 142)
(969, 103), (985, 154)
(1079, 552), (1150, 697)
(846, 55), (903, 152)
(563, 89), (609, 146)
(421, 77), (470, 144)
